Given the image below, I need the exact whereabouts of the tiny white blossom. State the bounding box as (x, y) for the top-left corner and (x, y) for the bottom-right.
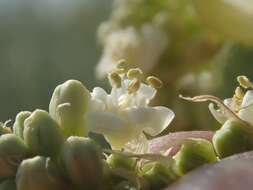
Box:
(85, 71), (174, 151)
(96, 24), (168, 78)
(209, 90), (253, 125)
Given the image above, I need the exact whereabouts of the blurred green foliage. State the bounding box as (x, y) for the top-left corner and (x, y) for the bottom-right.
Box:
(0, 0), (111, 120)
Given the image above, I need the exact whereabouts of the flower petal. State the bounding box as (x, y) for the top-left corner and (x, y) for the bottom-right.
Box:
(241, 90), (253, 108)
(124, 106), (174, 136)
(86, 111), (127, 135)
(137, 83), (156, 104)
(86, 111), (141, 150)
(91, 87), (108, 103)
(239, 91), (253, 124)
(208, 103), (228, 124)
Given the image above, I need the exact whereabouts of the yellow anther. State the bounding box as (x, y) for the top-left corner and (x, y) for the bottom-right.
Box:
(237, 75), (253, 89)
(234, 87), (244, 99)
(146, 76), (163, 89)
(116, 59), (128, 70)
(127, 68), (143, 79)
(108, 72), (122, 88)
(128, 79), (141, 94)
(113, 68), (126, 75)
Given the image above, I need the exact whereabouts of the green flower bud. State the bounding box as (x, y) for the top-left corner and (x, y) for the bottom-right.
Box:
(23, 109), (64, 157)
(13, 111), (31, 139)
(173, 138), (217, 176)
(141, 162), (177, 189)
(213, 119), (253, 158)
(60, 136), (103, 189)
(16, 156), (69, 190)
(107, 154), (136, 171)
(49, 80), (90, 137)
(0, 134), (28, 178)
(0, 179), (16, 190)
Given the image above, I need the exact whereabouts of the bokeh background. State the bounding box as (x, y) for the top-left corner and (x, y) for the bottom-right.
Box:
(0, 0), (111, 120)
(1, 0), (253, 132)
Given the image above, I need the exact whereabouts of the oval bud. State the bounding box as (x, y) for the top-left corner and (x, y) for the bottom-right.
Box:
(0, 179), (16, 190)
(49, 80), (90, 137)
(173, 138), (217, 176)
(16, 156), (69, 190)
(0, 134), (28, 178)
(141, 162), (177, 189)
(13, 111), (31, 139)
(213, 119), (253, 158)
(60, 136), (103, 189)
(23, 109), (64, 157)
(107, 154), (136, 171)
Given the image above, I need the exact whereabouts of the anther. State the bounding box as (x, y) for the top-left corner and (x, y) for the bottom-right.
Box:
(237, 76), (253, 89)
(127, 68), (143, 80)
(146, 76), (163, 89)
(108, 72), (122, 88)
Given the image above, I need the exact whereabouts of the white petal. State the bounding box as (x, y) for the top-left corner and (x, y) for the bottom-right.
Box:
(208, 103), (228, 124)
(241, 90), (253, 108)
(86, 111), (127, 135)
(91, 87), (108, 103)
(239, 107), (253, 124)
(137, 83), (157, 105)
(239, 91), (253, 124)
(124, 106), (175, 136)
(88, 99), (105, 112)
(143, 106), (175, 136)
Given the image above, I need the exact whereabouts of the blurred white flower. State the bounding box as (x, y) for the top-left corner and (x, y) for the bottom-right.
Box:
(96, 24), (168, 78)
(209, 89), (253, 125)
(86, 70), (174, 150)
(209, 76), (253, 125)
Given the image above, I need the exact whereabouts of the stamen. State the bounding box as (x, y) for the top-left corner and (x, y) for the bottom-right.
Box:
(127, 68), (143, 80)
(108, 72), (122, 88)
(237, 76), (253, 89)
(234, 87), (244, 99)
(128, 79), (141, 94)
(146, 76), (163, 89)
(117, 59), (128, 71)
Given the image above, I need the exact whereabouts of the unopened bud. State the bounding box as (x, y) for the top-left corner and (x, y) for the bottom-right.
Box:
(49, 80), (90, 137)
(0, 134), (28, 178)
(13, 111), (31, 139)
(141, 162), (177, 189)
(213, 119), (253, 158)
(60, 136), (103, 189)
(23, 109), (64, 157)
(173, 138), (217, 176)
(16, 156), (69, 190)
(128, 79), (140, 94)
(107, 154), (136, 170)
(146, 76), (163, 89)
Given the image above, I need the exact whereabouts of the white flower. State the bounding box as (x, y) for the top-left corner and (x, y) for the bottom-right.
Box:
(209, 89), (253, 125)
(96, 24), (168, 78)
(85, 74), (174, 150)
